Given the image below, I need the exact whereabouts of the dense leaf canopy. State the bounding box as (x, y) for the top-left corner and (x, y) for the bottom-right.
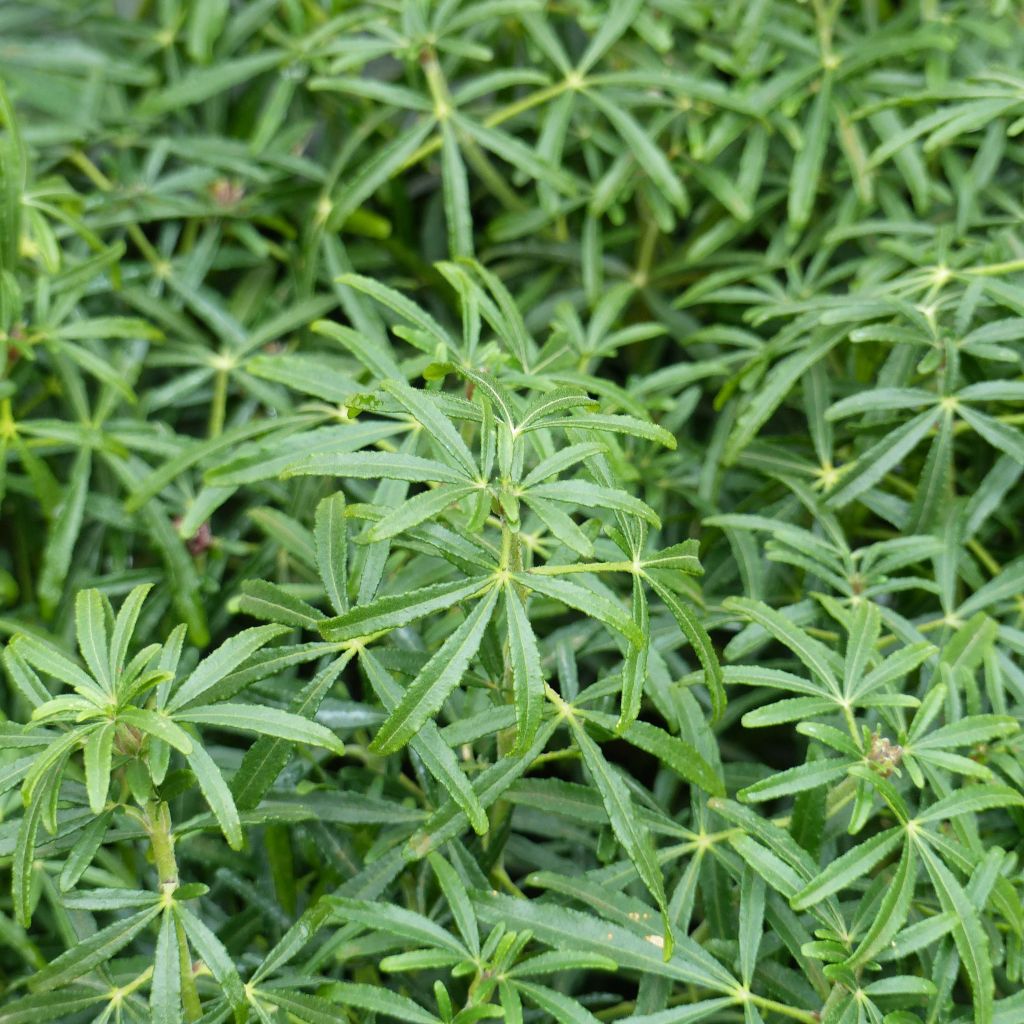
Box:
(1, 3), (1023, 1024)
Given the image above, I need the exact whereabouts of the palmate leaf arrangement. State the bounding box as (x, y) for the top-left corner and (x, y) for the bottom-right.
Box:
(1, 2), (1024, 1024)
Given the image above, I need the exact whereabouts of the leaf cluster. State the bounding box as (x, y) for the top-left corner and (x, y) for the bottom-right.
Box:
(1, 3), (1023, 1024)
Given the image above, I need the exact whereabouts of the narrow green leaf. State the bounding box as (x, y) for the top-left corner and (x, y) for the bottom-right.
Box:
(315, 493), (349, 615)
(321, 577), (490, 642)
(141, 51), (283, 114)
(474, 892), (737, 993)
(846, 842), (917, 968)
(441, 120), (473, 257)
(109, 584), (153, 683)
(363, 650), (489, 836)
(918, 842), (993, 1024)
(649, 574), (725, 719)
(176, 904), (246, 1012)
(505, 585), (544, 753)
(826, 409), (938, 507)
(723, 597), (839, 695)
(38, 449), (91, 617)
(738, 866), (765, 985)
(238, 580), (325, 629)
(617, 576), (648, 730)
(428, 853), (479, 956)
(333, 272), (453, 351)
(167, 624), (289, 712)
(588, 90), (684, 210)
(29, 904), (161, 991)
(319, 982), (441, 1024)
(788, 74), (833, 229)
(568, 714), (668, 932)
(519, 572), (641, 645)
(916, 784), (1024, 824)
(725, 334), (841, 463)
(185, 742), (242, 850)
(329, 118), (436, 227)
(232, 654), (351, 812)
(582, 710), (724, 797)
(739, 758), (851, 803)
(118, 709), (194, 754)
(790, 827), (902, 910)
(327, 897), (467, 956)
(83, 722), (114, 815)
(174, 703), (345, 756)
(527, 480), (661, 526)
(843, 600), (880, 699)
(151, 909), (181, 1024)
(74, 590), (110, 693)
(11, 634), (105, 703)
(367, 483), (479, 542)
(382, 379), (479, 479)
(285, 450), (469, 484)
(370, 587), (499, 754)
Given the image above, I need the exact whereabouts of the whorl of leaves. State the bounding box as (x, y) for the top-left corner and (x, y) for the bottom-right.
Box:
(1, 3), (1023, 1024)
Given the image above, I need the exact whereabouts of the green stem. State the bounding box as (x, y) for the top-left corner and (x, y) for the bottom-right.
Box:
(401, 79), (573, 172)
(749, 993), (820, 1024)
(148, 801), (178, 891)
(67, 151), (166, 270)
(529, 561), (635, 575)
(209, 366), (228, 438)
(841, 702), (862, 749)
(961, 258), (1024, 277)
(147, 801), (202, 1022)
(488, 520), (522, 868)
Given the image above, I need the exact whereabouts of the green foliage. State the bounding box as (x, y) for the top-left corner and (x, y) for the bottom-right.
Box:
(1, 2), (1024, 1024)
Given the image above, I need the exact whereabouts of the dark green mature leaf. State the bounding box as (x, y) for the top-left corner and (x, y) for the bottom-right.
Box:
(29, 905), (162, 992)
(370, 587), (499, 754)
(166, 625), (290, 711)
(505, 585), (544, 753)
(567, 710), (669, 944)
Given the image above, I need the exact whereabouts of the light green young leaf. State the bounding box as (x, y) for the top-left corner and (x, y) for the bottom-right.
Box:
(11, 633), (105, 704)
(74, 589), (110, 694)
(83, 722), (114, 815)
(109, 583), (153, 683)
(166, 624), (290, 712)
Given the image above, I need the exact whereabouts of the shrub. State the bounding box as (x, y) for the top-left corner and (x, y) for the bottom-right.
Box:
(1, 2), (1023, 1023)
